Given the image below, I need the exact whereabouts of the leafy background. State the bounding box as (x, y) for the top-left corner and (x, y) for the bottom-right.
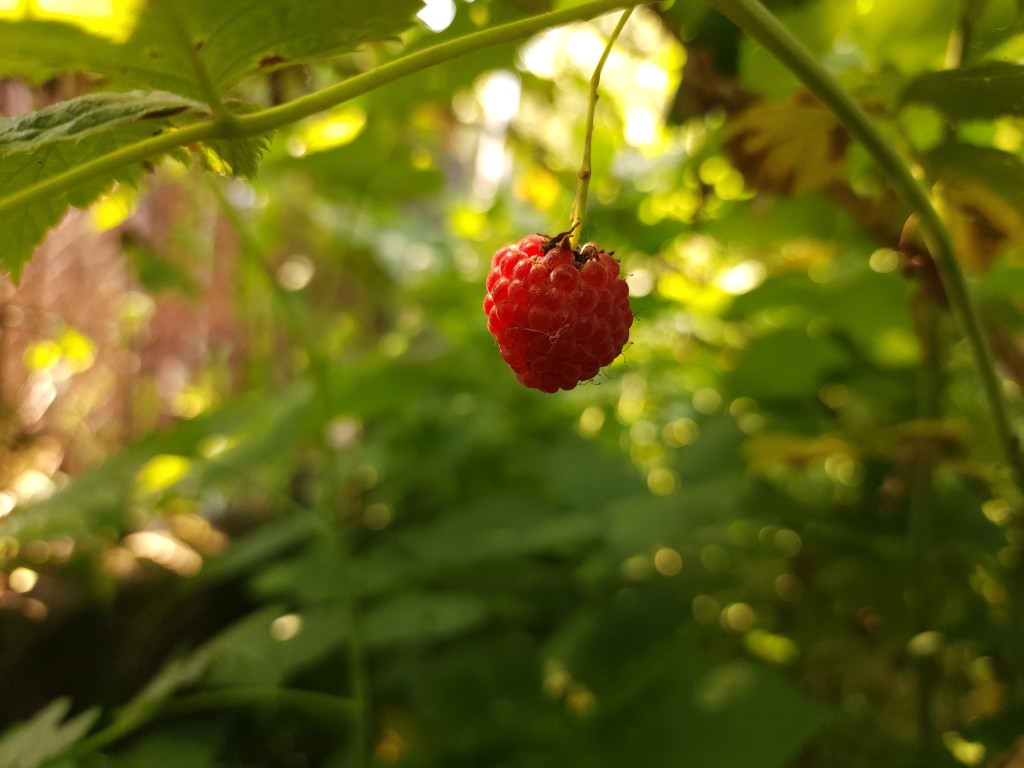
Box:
(1, 0), (1024, 767)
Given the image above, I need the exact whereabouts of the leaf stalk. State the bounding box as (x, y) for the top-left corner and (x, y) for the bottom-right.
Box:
(569, 8), (633, 248)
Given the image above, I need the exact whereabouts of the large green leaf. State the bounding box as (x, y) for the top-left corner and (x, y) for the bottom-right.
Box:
(1, 125), (148, 283)
(0, 0), (425, 279)
(902, 62), (1024, 121)
(590, 661), (827, 768)
(0, 0), (425, 99)
(0, 91), (197, 152)
(726, 328), (848, 400)
(0, 91), (267, 280)
(362, 591), (490, 647)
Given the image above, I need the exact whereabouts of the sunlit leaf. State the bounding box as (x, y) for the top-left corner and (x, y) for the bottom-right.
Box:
(0, 91), (266, 280)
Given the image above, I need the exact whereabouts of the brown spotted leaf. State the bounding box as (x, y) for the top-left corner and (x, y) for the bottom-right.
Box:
(723, 92), (849, 196)
(924, 143), (1024, 273)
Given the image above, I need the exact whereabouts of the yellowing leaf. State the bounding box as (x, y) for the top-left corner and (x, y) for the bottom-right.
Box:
(743, 434), (855, 476)
(925, 143), (1024, 273)
(723, 92), (848, 195)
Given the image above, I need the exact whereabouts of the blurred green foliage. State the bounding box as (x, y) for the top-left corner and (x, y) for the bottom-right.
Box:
(1, 1), (1024, 767)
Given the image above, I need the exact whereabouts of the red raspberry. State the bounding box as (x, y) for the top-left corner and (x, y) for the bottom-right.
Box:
(483, 230), (633, 393)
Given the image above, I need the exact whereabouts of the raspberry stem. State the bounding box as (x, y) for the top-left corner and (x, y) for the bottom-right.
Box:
(569, 8), (633, 249)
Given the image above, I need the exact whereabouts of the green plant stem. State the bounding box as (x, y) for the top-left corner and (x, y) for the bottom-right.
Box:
(0, 0), (644, 218)
(335, 512), (370, 767)
(569, 8), (632, 248)
(908, 298), (942, 766)
(210, 187), (368, 761)
(707, 0), (1024, 493)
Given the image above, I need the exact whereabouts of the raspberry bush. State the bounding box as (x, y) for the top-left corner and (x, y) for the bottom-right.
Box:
(483, 230), (633, 393)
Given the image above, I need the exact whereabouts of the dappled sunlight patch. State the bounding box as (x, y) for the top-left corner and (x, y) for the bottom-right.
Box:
(135, 454), (191, 494)
(7, 566), (38, 593)
(123, 530), (202, 576)
(745, 628), (799, 665)
(0, 0), (142, 40)
(541, 658), (597, 718)
(90, 183), (137, 231)
(295, 107), (367, 155)
(652, 546), (682, 575)
(416, 0), (454, 33)
(943, 732), (986, 766)
(269, 612), (302, 641)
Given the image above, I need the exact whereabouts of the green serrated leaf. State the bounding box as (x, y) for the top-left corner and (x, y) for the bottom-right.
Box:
(0, 127), (150, 282)
(204, 133), (269, 178)
(202, 103), (269, 178)
(0, 698), (100, 768)
(0, 91), (270, 280)
(0, 91), (199, 155)
(0, 0), (425, 99)
(902, 61), (1024, 121)
(0, 91), (196, 280)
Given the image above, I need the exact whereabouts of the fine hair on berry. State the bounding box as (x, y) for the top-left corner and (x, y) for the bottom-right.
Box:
(483, 229), (633, 393)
